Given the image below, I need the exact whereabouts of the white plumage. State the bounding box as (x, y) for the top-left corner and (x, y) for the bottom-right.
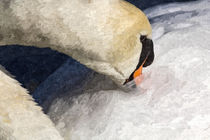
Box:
(0, 0), (152, 139)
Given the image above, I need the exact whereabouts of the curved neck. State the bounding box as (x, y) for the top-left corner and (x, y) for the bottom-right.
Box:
(0, 0), (52, 48)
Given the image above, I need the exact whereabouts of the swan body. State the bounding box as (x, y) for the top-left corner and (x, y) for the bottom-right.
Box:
(0, 0), (153, 139)
(0, 66), (63, 140)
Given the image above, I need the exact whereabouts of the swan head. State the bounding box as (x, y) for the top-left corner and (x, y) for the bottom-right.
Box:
(67, 0), (154, 86)
(97, 1), (154, 85)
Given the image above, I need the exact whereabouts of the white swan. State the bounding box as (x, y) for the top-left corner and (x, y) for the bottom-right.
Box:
(0, 66), (63, 140)
(0, 0), (153, 139)
(0, 0), (153, 85)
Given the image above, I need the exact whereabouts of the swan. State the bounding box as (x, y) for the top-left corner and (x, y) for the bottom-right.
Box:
(0, 66), (63, 140)
(0, 0), (154, 85)
(0, 0), (154, 139)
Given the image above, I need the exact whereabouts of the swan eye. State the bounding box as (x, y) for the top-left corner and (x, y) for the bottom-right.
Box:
(140, 35), (147, 42)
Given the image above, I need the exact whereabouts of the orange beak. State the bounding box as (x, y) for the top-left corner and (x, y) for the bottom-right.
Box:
(123, 53), (150, 86)
(133, 63), (143, 79)
(133, 56), (148, 85)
